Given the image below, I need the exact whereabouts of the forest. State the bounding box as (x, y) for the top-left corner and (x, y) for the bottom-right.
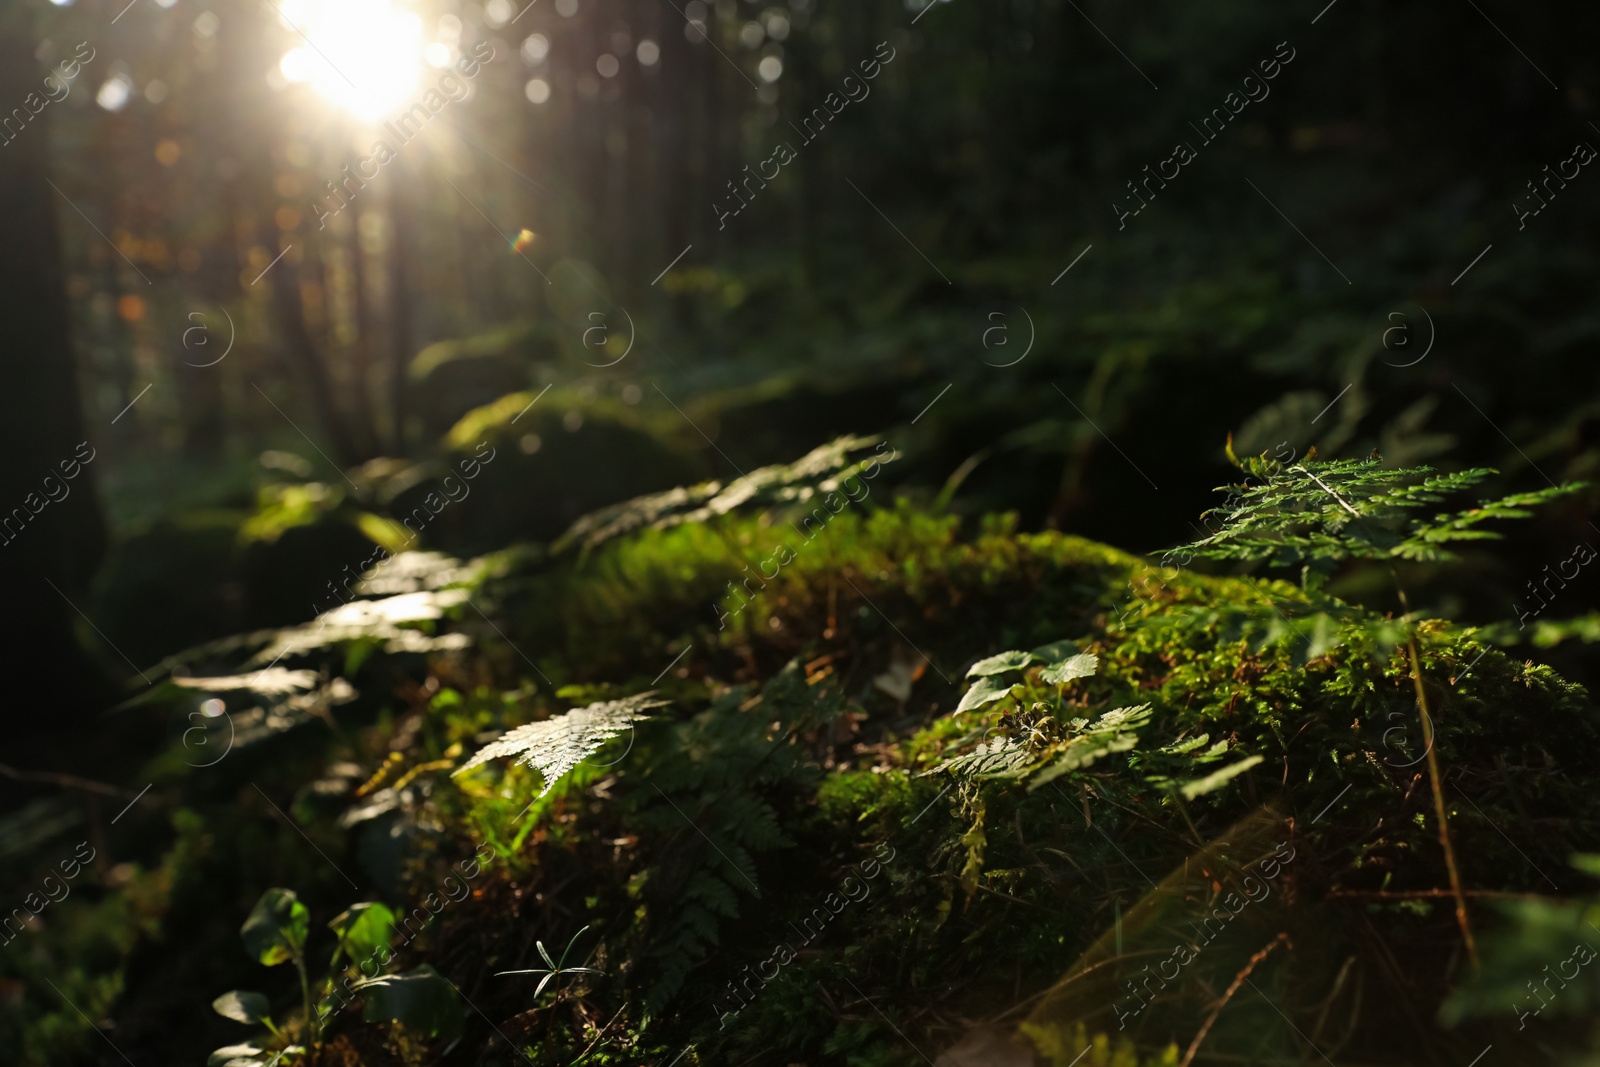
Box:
(3, 0), (1600, 1064)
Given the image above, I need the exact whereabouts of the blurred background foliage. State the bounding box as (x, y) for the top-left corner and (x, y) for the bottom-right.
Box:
(2, 0), (1595, 653)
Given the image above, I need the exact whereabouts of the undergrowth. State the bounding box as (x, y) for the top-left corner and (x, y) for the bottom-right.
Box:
(6, 445), (1600, 1067)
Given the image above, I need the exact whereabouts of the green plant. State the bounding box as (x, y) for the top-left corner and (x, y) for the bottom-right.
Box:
(937, 641), (1257, 802)
(1179, 447), (1586, 964)
(495, 924), (606, 998)
(1190, 447), (1583, 577)
(210, 889), (461, 1065)
(242, 889), (314, 1043)
(98, 440), (1597, 1066)
(453, 692), (671, 795)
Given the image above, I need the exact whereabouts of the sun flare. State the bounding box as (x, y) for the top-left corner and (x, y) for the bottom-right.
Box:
(276, 0), (427, 123)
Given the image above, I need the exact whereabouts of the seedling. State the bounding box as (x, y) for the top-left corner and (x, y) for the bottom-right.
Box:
(495, 924), (606, 998)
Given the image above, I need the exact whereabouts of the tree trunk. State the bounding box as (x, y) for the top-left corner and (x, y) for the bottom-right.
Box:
(0, 30), (117, 733)
(266, 233), (366, 467)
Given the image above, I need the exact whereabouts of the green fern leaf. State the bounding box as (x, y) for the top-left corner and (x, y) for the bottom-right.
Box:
(938, 737), (1035, 780)
(453, 692), (670, 794)
(554, 435), (896, 553)
(1176, 755), (1264, 800)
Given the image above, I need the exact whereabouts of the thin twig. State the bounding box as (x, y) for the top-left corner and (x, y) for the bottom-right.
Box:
(1180, 933), (1292, 1067)
(1408, 633), (1478, 967)
(1379, 538), (1477, 974)
(0, 762), (138, 798)
(573, 1002), (628, 1063)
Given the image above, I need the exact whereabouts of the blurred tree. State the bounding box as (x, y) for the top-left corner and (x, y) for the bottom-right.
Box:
(0, 28), (118, 738)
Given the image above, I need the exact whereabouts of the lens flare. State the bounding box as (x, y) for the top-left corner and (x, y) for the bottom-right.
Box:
(275, 0), (426, 122)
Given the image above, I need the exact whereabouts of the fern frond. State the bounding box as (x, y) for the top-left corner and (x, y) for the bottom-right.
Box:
(553, 435), (896, 553)
(938, 737), (1035, 780)
(1183, 455), (1585, 589)
(453, 692), (670, 794)
(170, 668), (322, 696)
(1175, 754), (1265, 800)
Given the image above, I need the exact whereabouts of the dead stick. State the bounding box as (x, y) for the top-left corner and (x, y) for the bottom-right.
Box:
(1179, 933), (1292, 1067)
(0, 761), (135, 798)
(573, 1002), (627, 1063)
(1408, 635), (1478, 967)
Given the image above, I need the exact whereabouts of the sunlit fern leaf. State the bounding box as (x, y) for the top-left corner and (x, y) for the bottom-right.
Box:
(453, 692), (671, 795)
(231, 678), (358, 750)
(147, 553), (486, 682)
(552, 435), (897, 553)
(170, 668), (321, 696)
(125, 668), (356, 756)
(118, 666), (324, 713)
(352, 550), (481, 596)
(936, 737), (1035, 780)
(1029, 705), (1152, 789)
(1175, 754), (1264, 800)
(316, 589), (470, 628)
(1186, 457), (1585, 581)
(245, 590), (473, 667)
(1088, 704), (1153, 733)
(1162, 734), (1211, 756)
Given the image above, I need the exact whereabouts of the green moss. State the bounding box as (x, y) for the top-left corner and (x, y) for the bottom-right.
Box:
(395, 499), (1600, 1064)
(36, 491), (1600, 1066)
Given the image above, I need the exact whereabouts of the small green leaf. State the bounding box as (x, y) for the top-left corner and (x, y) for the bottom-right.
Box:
(357, 964), (463, 1040)
(329, 902), (396, 966)
(1039, 653), (1097, 685)
(241, 888), (310, 967)
(955, 675), (1016, 713)
(966, 650), (1034, 678)
(212, 990), (272, 1025)
(1178, 755), (1264, 800)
